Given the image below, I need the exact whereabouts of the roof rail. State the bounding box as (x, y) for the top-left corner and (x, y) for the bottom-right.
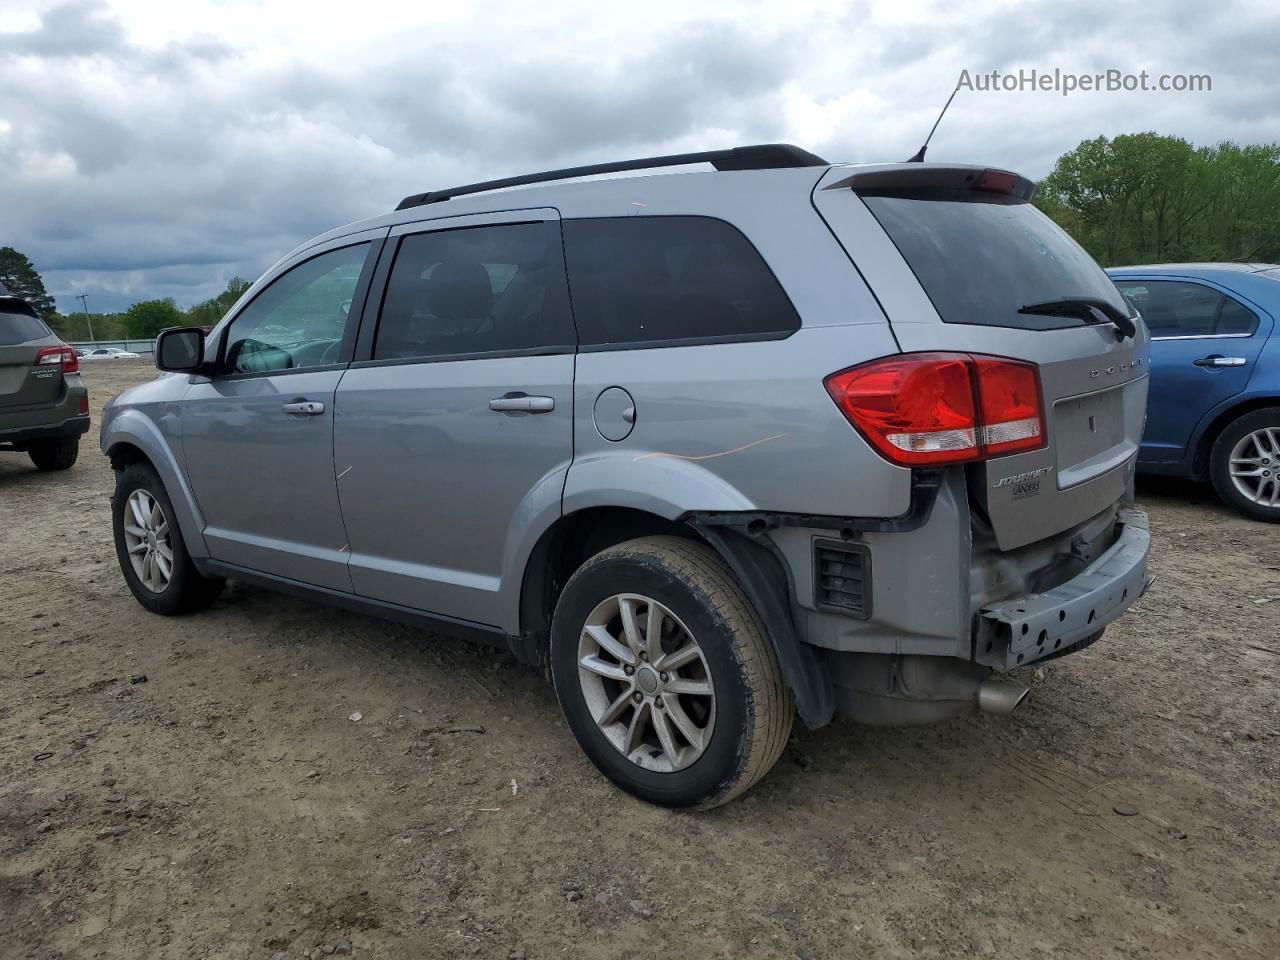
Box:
(394, 143), (828, 211)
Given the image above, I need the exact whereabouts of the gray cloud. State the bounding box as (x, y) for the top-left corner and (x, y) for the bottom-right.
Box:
(1, 0), (1276, 314)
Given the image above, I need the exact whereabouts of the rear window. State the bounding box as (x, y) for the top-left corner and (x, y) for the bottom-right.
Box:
(0, 309), (51, 345)
(860, 192), (1130, 330)
(562, 216), (800, 347)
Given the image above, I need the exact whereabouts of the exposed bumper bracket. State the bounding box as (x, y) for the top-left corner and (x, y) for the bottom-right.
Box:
(977, 508), (1151, 670)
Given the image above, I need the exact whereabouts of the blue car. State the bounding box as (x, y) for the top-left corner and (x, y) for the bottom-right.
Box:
(1107, 263), (1280, 521)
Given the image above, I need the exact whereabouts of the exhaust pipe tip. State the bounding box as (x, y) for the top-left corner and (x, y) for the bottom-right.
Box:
(977, 679), (1030, 716)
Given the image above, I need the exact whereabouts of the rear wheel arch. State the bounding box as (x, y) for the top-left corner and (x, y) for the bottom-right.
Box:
(514, 507), (701, 669)
(1193, 396), (1280, 479)
(514, 505), (834, 729)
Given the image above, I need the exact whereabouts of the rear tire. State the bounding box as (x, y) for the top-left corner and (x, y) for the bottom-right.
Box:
(28, 436), (79, 471)
(112, 462), (225, 615)
(550, 535), (793, 809)
(1209, 407), (1280, 523)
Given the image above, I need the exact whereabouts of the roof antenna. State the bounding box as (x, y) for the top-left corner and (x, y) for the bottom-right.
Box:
(907, 80), (961, 163)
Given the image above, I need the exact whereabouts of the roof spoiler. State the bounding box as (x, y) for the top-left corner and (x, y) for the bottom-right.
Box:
(822, 164), (1036, 202)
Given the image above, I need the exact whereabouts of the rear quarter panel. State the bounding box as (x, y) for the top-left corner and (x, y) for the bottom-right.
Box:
(559, 170), (913, 520)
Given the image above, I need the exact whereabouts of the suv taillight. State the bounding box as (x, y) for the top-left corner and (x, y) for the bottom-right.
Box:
(36, 344), (79, 374)
(824, 352), (1046, 466)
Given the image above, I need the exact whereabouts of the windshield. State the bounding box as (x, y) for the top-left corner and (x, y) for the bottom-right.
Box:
(861, 191), (1131, 330)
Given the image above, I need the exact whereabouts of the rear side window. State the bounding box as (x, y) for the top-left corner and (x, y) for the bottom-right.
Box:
(374, 222), (574, 361)
(1113, 279), (1259, 337)
(861, 193), (1130, 330)
(562, 217), (800, 347)
(0, 309), (51, 345)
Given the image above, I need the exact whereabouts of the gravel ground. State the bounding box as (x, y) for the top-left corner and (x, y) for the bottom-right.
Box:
(1, 359), (1277, 960)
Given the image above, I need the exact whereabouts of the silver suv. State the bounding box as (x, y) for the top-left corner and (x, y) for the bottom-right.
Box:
(102, 145), (1152, 808)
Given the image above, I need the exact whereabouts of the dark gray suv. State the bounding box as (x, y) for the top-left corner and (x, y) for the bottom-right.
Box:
(1, 283), (89, 471)
(102, 145), (1152, 808)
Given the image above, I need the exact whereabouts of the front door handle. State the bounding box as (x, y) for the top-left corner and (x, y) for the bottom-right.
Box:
(281, 400), (325, 415)
(489, 395), (555, 413)
(1194, 355), (1247, 368)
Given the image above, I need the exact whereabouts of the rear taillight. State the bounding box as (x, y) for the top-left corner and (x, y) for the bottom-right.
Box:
(36, 344), (79, 374)
(824, 353), (1046, 467)
(971, 355), (1042, 456)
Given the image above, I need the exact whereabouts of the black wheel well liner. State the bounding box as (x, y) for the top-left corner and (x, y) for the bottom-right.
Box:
(107, 440), (151, 472)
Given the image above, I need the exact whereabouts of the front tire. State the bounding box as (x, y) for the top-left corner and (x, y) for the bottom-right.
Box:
(28, 436), (79, 471)
(112, 462), (225, 614)
(550, 536), (793, 809)
(1209, 407), (1280, 522)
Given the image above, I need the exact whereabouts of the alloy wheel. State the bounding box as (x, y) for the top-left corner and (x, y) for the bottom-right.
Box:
(576, 593), (716, 773)
(1228, 427), (1280, 508)
(122, 489), (174, 592)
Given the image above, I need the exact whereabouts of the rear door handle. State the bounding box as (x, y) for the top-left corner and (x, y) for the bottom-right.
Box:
(489, 395), (555, 413)
(281, 400), (325, 415)
(1193, 355), (1247, 367)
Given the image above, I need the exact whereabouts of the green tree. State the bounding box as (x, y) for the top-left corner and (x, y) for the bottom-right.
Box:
(123, 299), (183, 339)
(1036, 133), (1280, 266)
(0, 246), (56, 317)
(186, 277), (253, 328)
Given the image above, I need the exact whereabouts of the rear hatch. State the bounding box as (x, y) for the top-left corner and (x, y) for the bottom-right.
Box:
(814, 164), (1149, 550)
(1, 302), (63, 410)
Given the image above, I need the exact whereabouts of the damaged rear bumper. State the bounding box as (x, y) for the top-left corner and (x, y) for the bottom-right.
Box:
(977, 507), (1151, 669)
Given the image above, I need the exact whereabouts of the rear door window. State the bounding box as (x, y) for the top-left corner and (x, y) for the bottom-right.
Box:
(1113, 279), (1259, 337)
(562, 216), (800, 348)
(0, 310), (51, 345)
(374, 222), (574, 361)
(861, 192), (1130, 330)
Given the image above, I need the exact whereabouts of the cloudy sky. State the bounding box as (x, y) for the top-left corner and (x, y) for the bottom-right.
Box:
(2, 0), (1277, 314)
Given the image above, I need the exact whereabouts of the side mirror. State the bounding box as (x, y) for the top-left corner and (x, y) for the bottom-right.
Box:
(156, 327), (205, 373)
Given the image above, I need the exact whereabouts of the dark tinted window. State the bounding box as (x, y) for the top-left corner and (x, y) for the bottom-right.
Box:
(1113, 280), (1258, 337)
(1218, 296), (1259, 335)
(0, 309), (51, 345)
(223, 243), (370, 374)
(374, 222), (573, 361)
(562, 217), (800, 347)
(862, 193), (1130, 330)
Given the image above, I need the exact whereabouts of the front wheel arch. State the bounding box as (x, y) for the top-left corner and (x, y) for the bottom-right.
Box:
(107, 440), (152, 473)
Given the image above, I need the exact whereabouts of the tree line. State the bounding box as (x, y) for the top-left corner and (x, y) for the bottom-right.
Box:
(4, 132), (1279, 339)
(1035, 133), (1280, 266)
(0, 246), (251, 341)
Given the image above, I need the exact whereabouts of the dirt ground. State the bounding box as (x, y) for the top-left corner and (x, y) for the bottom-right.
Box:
(2, 359), (1277, 960)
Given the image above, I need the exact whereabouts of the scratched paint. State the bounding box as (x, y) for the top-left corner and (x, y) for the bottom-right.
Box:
(631, 434), (787, 463)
